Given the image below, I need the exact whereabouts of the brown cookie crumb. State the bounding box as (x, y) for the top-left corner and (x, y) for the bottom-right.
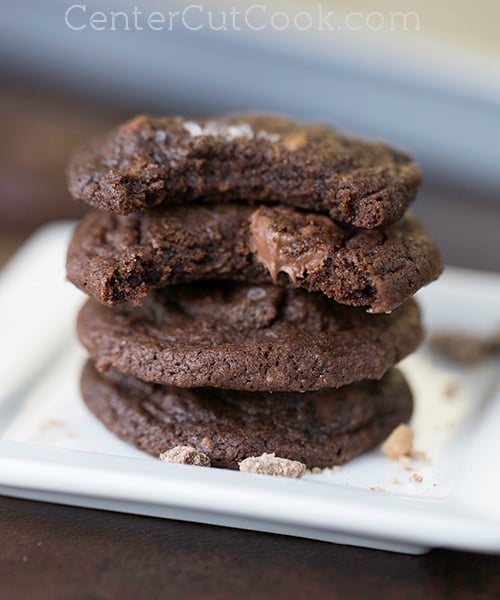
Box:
(307, 466), (336, 476)
(399, 455), (414, 471)
(411, 450), (432, 465)
(381, 424), (414, 459)
(410, 473), (423, 483)
(430, 330), (500, 365)
(239, 453), (306, 478)
(390, 477), (401, 485)
(443, 380), (460, 398)
(159, 446), (211, 467)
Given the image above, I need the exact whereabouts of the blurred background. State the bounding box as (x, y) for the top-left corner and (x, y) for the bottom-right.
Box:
(1, 0), (499, 270)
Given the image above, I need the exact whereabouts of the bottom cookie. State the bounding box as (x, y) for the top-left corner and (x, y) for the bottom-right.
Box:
(81, 361), (413, 469)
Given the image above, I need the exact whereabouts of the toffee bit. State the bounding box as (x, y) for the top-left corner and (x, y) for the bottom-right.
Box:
(159, 446), (211, 467)
(381, 424), (414, 460)
(239, 453), (306, 478)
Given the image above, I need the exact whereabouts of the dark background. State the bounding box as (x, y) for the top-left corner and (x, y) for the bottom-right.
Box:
(1, 495), (500, 600)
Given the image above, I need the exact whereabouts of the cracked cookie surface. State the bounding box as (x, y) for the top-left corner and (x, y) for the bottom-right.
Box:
(82, 361), (413, 469)
(68, 114), (420, 228)
(67, 204), (441, 313)
(77, 281), (423, 392)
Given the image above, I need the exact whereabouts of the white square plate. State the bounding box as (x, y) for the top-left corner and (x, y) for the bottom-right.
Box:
(0, 224), (499, 554)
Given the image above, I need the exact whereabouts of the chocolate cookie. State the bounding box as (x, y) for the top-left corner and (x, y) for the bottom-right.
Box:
(67, 114), (420, 229)
(67, 204), (442, 313)
(77, 281), (422, 392)
(81, 361), (413, 469)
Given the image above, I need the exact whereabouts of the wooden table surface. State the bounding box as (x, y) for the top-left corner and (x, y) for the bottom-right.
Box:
(1, 83), (499, 599)
(1, 495), (500, 600)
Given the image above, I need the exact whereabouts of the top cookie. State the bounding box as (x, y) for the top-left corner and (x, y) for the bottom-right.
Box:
(67, 114), (421, 229)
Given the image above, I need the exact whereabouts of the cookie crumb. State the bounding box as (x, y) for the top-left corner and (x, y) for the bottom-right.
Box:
(410, 473), (423, 483)
(411, 450), (432, 465)
(430, 331), (490, 365)
(239, 453), (306, 478)
(159, 446), (211, 467)
(390, 477), (401, 485)
(42, 419), (64, 429)
(307, 466), (337, 476)
(399, 455), (413, 471)
(443, 380), (460, 398)
(370, 486), (385, 492)
(381, 424), (414, 459)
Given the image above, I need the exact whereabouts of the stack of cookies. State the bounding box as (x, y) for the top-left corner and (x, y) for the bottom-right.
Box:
(66, 115), (442, 474)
